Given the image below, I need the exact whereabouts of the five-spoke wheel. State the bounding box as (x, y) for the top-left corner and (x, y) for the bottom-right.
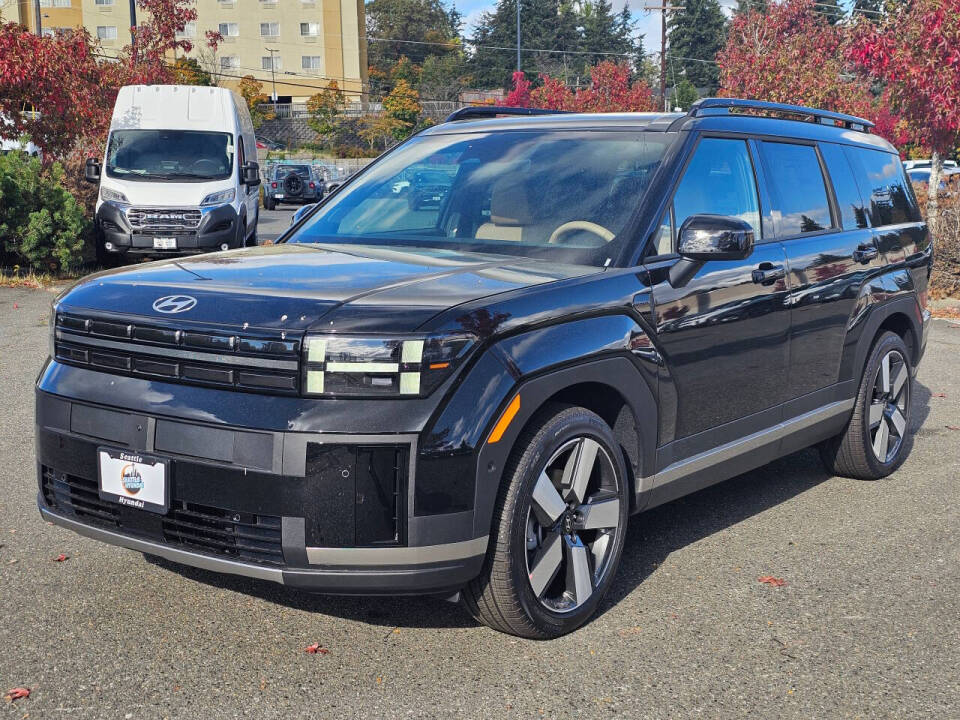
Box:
(869, 350), (910, 463)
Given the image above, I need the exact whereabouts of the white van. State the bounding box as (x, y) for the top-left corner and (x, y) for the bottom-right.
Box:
(85, 85), (261, 264)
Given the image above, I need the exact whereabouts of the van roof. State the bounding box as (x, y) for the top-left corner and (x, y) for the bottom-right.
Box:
(109, 85), (240, 133)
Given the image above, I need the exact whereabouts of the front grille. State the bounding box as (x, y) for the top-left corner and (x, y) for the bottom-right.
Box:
(54, 313), (301, 394)
(127, 207), (202, 230)
(41, 466), (284, 566)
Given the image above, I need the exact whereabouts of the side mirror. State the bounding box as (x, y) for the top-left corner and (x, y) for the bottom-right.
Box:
(242, 161), (261, 187)
(677, 214), (755, 262)
(84, 158), (101, 184)
(326, 182), (340, 193)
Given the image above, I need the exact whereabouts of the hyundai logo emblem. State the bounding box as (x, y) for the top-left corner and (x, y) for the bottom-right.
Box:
(152, 295), (197, 314)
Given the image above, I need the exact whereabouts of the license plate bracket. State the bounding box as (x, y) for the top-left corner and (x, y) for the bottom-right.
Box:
(98, 447), (169, 514)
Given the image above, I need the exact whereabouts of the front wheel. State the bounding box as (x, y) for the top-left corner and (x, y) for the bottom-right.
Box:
(463, 404), (630, 638)
(819, 331), (913, 479)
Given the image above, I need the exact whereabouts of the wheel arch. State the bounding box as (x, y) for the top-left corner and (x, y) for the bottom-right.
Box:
(847, 294), (923, 383)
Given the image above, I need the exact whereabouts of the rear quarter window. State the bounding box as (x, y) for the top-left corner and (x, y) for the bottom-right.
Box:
(819, 143), (869, 230)
(846, 147), (919, 226)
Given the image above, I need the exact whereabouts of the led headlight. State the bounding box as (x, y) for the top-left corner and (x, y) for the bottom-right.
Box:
(200, 188), (236, 207)
(100, 186), (128, 204)
(303, 334), (473, 397)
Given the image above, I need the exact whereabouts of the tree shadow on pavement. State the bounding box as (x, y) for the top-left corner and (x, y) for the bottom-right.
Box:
(146, 381), (933, 633)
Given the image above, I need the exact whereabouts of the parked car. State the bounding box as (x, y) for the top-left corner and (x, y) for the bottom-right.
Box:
(83, 85), (261, 265)
(291, 203), (316, 225)
(38, 99), (932, 638)
(907, 166), (960, 193)
(255, 135), (285, 151)
(902, 158), (957, 171)
(263, 164), (323, 210)
(407, 169), (452, 210)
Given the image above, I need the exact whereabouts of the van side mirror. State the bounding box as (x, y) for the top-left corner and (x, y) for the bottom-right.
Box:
(84, 158), (101, 184)
(677, 214), (755, 262)
(242, 161), (261, 187)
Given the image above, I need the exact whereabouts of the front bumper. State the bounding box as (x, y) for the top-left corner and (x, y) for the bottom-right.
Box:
(35, 380), (487, 595)
(97, 203), (240, 257)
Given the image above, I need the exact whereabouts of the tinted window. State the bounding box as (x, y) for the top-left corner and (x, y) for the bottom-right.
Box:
(847, 148), (918, 226)
(820, 143), (869, 230)
(760, 142), (832, 235)
(672, 138), (761, 240)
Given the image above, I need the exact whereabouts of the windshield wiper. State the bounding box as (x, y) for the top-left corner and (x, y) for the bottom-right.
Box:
(162, 172), (218, 180)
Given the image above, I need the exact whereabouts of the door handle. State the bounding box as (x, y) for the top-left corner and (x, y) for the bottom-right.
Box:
(752, 264), (785, 285)
(853, 245), (879, 264)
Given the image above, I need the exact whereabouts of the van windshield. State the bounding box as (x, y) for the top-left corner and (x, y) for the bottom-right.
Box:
(288, 130), (675, 267)
(106, 130), (235, 181)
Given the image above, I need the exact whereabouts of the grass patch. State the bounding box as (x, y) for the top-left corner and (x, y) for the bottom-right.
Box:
(0, 267), (83, 289)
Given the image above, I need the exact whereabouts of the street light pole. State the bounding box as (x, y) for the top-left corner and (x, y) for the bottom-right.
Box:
(516, 0), (521, 72)
(129, 0), (138, 47)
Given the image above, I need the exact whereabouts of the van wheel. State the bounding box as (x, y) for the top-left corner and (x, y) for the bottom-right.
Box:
(819, 332), (913, 480)
(463, 404), (629, 638)
(264, 197), (275, 211)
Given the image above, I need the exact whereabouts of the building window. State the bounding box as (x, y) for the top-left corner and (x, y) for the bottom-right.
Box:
(96, 26), (118, 40)
(176, 22), (196, 39)
(302, 56), (323, 71)
(94, 0), (114, 5)
(259, 22), (280, 37)
(40, 0), (72, 7)
(220, 56), (240, 70)
(218, 22), (239, 37)
(300, 22), (320, 37)
(262, 56), (281, 71)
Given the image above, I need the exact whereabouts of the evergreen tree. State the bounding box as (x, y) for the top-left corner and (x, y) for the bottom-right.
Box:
(365, 0), (462, 73)
(815, 0), (845, 24)
(852, 0), (884, 22)
(667, 0), (726, 92)
(733, 0), (767, 14)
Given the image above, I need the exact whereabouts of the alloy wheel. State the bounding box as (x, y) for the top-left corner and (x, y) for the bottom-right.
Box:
(524, 437), (622, 614)
(869, 350), (909, 463)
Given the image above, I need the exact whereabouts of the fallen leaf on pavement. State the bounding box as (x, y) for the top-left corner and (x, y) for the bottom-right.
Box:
(946, 426), (960, 431)
(933, 393), (947, 398)
(304, 643), (329, 654)
(3, 687), (30, 703)
(53, 554), (68, 562)
(758, 575), (787, 587)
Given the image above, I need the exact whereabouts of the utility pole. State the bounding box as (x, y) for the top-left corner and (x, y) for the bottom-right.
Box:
(516, 0), (521, 72)
(33, 0), (42, 36)
(644, 3), (684, 111)
(266, 47), (280, 103)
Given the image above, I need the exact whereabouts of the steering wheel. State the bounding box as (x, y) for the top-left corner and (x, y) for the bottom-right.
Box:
(548, 220), (616, 245)
(192, 159), (219, 173)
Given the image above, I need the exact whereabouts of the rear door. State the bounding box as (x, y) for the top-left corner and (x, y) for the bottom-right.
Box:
(767, 140), (880, 405)
(648, 136), (792, 454)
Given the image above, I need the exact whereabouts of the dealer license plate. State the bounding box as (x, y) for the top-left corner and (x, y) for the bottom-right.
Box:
(153, 237), (177, 250)
(98, 447), (169, 514)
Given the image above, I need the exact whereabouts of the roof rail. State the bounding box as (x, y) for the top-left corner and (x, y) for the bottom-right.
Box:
(688, 98), (874, 132)
(444, 106), (571, 123)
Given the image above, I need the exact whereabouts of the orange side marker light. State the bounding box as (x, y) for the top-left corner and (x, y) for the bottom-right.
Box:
(488, 394), (520, 444)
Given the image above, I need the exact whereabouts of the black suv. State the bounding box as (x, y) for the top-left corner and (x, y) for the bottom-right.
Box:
(37, 99), (932, 638)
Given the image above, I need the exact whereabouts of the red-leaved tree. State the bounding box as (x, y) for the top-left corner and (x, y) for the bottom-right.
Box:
(504, 62), (656, 113)
(847, 0), (960, 220)
(716, 0), (903, 144)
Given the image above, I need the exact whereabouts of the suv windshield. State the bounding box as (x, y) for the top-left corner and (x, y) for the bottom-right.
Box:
(106, 130), (234, 181)
(288, 130), (675, 266)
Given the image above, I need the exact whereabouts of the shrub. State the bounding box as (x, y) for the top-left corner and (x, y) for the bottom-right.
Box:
(0, 150), (89, 271)
(914, 181), (960, 298)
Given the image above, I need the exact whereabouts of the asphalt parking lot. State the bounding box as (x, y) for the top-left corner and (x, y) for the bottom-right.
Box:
(1, 286), (958, 718)
(257, 206), (298, 244)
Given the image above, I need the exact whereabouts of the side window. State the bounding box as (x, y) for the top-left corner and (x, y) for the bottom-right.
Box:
(759, 142), (832, 236)
(672, 138), (761, 241)
(847, 148), (917, 226)
(819, 143), (869, 230)
(237, 136), (245, 175)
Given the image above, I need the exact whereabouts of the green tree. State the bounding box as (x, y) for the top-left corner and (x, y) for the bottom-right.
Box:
(365, 0), (462, 73)
(667, 0), (726, 92)
(0, 151), (88, 270)
(579, 0), (635, 70)
(734, 0), (768, 14)
(172, 57), (213, 86)
(238, 75), (275, 130)
(674, 78), (698, 110)
(306, 81), (346, 146)
(382, 79), (421, 141)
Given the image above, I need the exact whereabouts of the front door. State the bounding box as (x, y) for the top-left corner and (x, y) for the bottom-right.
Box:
(646, 136), (792, 459)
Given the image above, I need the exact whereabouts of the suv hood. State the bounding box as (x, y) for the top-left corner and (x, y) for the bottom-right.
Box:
(58, 243), (596, 331)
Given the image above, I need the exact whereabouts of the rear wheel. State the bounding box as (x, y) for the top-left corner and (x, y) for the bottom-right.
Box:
(463, 404), (630, 638)
(819, 332), (913, 479)
(264, 197), (275, 211)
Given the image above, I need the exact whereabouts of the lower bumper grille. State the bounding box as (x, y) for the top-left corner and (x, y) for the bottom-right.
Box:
(41, 466), (284, 566)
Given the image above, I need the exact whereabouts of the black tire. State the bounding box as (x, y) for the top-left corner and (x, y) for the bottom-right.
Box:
(819, 331), (913, 480)
(264, 197), (275, 211)
(463, 404), (630, 639)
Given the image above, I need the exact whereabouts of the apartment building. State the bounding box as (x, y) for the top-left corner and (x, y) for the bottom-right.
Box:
(3, 0), (366, 101)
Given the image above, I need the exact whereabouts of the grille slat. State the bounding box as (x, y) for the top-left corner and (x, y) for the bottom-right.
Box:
(55, 312), (301, 395)
(127, 208), (202, 230)
(42, 467), (284, 566)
